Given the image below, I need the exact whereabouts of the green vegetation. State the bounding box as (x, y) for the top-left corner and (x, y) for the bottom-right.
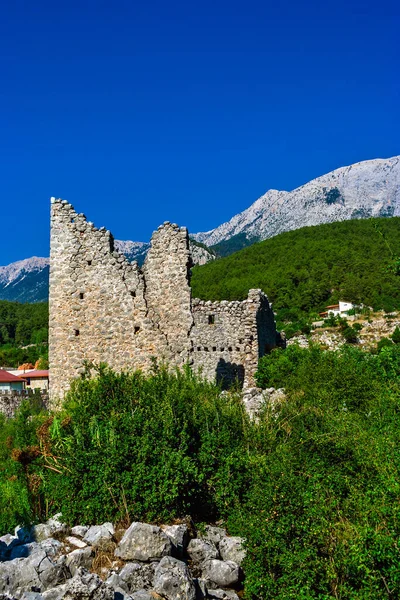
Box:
(191, 217), (400, 336)
(1, 345), (400, 598)
(0, 300), (48, 367)
(211, 232), (259, 257)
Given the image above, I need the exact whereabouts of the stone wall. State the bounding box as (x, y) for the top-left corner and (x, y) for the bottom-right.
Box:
(190, 290), (277, 388)
(0, 391), (48, 418)
(49, 198), (278, 404)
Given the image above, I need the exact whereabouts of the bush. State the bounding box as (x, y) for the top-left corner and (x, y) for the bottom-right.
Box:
(235, 345), (400, 598)
(42, 364), (250, 525)
(1, 350), (400, 598)
(392, 326), (400, 344)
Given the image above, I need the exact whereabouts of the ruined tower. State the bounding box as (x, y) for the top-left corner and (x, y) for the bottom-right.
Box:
(49, 198), (278, 404)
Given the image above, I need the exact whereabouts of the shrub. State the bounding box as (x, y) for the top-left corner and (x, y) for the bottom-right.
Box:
(42, 364), (250, 525)
(392, 326), (400, 344)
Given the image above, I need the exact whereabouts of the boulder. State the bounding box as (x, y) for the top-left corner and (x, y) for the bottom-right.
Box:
(10, 541), (39, 560)
(40, 538), (64, 558)
(162, 525), (189, 557)
(114, 523), (172, 562)
(202, 560), (239, 588)
(34, 515), (68, 543)
(130, 592), (155, 600)
(118, 561), (156, 592)
(153, 556), (196, 600)
(0, 534), (21, 560)
(42, 584), (68, 600)
(83, 524), (114, 547)
(70, 527), (89, 539)
(15, 525), (35, 544)
(187, 539), (218, 565)
(65, 537), (87, 550)
(65, 548), (94, 576)
(208, 590), (240, 600)
(58, 568), (114, 600)
(198, 526), (226, 547)
(218, 537), (245, 567)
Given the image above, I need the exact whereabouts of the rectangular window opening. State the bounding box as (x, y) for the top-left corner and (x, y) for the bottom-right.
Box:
(79, 293), (84, 300)
(74, 329), (80, 337)
(208, 315), (215, 325)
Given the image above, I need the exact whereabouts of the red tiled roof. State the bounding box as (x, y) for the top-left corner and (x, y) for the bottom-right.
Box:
(0, 370), (26, 382)
(325, 305), (340, 309)
(17, 370), (49, 378)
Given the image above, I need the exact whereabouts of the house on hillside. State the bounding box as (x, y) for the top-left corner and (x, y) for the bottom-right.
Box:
(0, 370), (26, 393)
(18, 370), (49, 391)
(319, 301), (355, 318)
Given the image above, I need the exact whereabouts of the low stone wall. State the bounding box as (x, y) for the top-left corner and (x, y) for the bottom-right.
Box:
(0, 391), (48, 418)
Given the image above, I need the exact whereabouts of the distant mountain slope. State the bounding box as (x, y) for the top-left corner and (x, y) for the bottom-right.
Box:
(0, 258), (50, 303)
(0, 239), (214, 303)
(194, 156), (400, 246)
(191, 217), (400, 319)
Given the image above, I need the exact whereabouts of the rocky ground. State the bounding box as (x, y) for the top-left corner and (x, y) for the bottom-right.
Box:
(288, 312), (400, 352)
(0, 515), (245, 600)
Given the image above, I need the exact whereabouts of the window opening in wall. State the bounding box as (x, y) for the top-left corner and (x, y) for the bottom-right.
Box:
(87, 260), (92, 266)
(204, 347), (209, 352)
(74, 329), (80, 337)
(131, 291), (136, 298)
(239, 339), (244, 344)
(208, 315), (215, 325)
(236, 347), (240, 352)
(197, 347), (201, 351)
(220, 347), (224, 352)
(79, 293), (84, 300)
(212, 346), (217, 351)
(134, 326), (140, 334)
(228, 346), (233, 352)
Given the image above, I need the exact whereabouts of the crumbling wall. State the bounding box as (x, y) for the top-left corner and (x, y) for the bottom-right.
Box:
(190, 290), (276, 388)
(143, 223), (193, 362)
(49, 199), (278, 404)
(49, 200), (187, 403)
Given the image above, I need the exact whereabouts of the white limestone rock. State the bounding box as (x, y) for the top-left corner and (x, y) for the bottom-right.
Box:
(114, 522), (173, 562)
(153, 556), (196, 600)
(201, 560), (240, 588)
(218, 537), (245, 567)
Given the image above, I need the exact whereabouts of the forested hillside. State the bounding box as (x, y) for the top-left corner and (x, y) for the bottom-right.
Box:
(192, 217), (400, 327)
(0, 301), (48, 367)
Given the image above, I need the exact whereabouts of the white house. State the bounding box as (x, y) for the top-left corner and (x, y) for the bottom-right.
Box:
(319, 301), (355, 318)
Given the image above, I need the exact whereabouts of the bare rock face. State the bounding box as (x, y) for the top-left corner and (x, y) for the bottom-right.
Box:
(153, 556), (196, 600)
(114, 523), (173, 562)
(194, 156), (400, 246)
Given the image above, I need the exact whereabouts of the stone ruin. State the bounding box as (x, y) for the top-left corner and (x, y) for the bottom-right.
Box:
(49, 198), (280, 404)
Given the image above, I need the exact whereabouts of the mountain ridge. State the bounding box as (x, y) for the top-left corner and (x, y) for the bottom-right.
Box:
(193, 156), (400, 246)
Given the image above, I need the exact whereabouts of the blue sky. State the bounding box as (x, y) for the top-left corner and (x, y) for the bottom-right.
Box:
(0, 0), (398, 264)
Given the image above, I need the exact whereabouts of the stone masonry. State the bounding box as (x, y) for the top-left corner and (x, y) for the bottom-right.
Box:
(49, 198), (279, 404)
